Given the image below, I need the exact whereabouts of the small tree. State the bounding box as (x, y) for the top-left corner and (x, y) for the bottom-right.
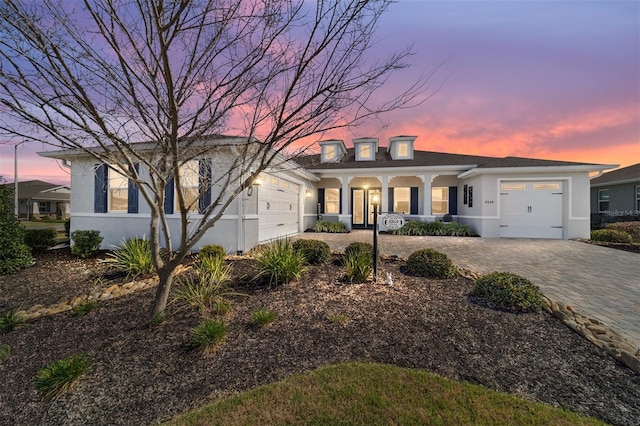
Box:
(0, 1), (430, 316)
(0, 178), (33, 275)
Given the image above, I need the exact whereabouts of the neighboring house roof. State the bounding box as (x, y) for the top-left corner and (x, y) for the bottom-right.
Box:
(297, 148), (608, 174)
(1, 180), (70, 202)
(590, 163), (640, 187)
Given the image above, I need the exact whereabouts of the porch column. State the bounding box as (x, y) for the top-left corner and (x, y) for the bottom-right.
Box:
(340, 176), (350, 215)
(421, 174), (434, 216)
(380, 175), (389, 214)
(31, 200), (40, 219)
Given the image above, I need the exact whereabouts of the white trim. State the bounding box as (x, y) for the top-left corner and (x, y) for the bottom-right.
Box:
(591, 177), (640, 188)
(459, 164), (615, 179)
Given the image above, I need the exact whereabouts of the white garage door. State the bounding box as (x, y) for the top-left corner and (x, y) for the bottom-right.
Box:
(500, 181), (563, 239)
(258, 175), (299, 242)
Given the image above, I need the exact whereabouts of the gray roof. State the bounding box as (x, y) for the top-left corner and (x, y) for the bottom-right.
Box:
(296, 148), (599, 171)
(1, 180), (70, 201)
(590, 163), (640, 185)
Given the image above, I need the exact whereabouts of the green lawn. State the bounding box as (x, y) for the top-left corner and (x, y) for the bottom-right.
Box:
(165, 362), (605, 426)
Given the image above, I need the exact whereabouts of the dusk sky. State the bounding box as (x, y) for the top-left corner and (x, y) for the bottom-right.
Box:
(1, 0), (638, 185)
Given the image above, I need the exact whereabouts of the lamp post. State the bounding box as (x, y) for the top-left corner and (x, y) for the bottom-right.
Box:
(14, 140), (26, 218)
(370, 191), (380, 282)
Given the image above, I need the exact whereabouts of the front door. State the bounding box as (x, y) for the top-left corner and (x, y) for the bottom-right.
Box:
(351, 188), (380, 228)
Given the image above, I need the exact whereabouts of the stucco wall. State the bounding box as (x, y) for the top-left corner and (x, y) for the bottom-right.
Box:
(590, 182), (639, 213)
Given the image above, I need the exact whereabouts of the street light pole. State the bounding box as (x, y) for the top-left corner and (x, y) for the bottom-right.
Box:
(13, 140), (26, 218)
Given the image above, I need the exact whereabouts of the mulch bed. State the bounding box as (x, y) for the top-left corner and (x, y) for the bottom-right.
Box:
(0, 249), (639, 425)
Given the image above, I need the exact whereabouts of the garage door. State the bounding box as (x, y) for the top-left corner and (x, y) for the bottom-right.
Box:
(500, 181), (563, 239)
(258, 175), (299, 242)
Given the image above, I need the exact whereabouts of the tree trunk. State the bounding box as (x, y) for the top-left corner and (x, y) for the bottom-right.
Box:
(151, 266), (175, 317)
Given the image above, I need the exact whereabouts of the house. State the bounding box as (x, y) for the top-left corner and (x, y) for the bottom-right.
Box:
(589, 163), (640, 215)
(39, 135), (613, 253)
(1, 180), (71, 220)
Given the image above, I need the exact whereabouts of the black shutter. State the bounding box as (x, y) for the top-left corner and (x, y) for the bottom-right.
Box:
(127, 163), (139, 214)
(317, 188), (325, 213)
(410, 187), (419, 214)
(449, 186), (458, 215)
(94, 164), (108, 213)
(198, 159), (211, 214)
(388, 188), (394, 213)
(164, 178), (174, 214)
(338, 188), (342, 214)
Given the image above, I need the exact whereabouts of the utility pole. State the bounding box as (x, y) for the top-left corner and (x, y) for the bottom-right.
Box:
(14, 141), (25, 218)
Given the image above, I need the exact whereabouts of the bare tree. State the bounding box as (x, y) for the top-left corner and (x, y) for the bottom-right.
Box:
(0, 0), (426, 316)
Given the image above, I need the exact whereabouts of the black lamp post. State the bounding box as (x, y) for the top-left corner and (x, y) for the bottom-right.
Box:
(371, 191), (380, 282)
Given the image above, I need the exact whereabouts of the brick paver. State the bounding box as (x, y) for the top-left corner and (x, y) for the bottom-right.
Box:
(293, 231), (640, 350)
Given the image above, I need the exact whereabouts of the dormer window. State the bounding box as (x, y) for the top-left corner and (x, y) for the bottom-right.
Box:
(388, 136), (416, 160)
(353, 137), (378, 161)
(319, 139), (347, 163)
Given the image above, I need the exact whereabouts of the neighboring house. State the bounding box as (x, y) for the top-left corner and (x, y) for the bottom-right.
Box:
(589, 163), (640, 214)
(1, 180), (71, 220)
(40, 135), (613, 253)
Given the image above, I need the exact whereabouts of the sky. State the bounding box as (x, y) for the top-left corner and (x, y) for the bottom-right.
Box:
(0, 0), (638, 185)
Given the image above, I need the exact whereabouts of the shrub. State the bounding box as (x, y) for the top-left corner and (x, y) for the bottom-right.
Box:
(0, 310), (26, 334)
(71, 230), (103, 258)
(590, 229), (633, 244)
(406, 248), (456, 279)
(192, 319), (226, 352)
(344, 242), (374, 259)
(605, 222), (640, 243)
(253, 238), (305, 286)
(473, 272), (543, 313)
(392, 220), (474, 237)
(106, 237), (154, 277)
(34, 354), (90, 398)
(0, 180), (33, 275)
(173, 254), (237, 317)
(292, 239), (331, 265)
(199, 244), (226, 261)
(312, 220), (348, 233)
(149, 311), (167, 326)
(72, 300), (97, 316)
(252, 309), (277, 327)
(343, 249), (372, 283)
(24, 228), (56, 254)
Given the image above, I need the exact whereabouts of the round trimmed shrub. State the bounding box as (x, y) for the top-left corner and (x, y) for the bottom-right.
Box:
(24, 228), (56, 254)
(473, 272), (543, 313)
(590, 229), (633, 244)
(406, 248), (456, 279)
(344, 242), (374, 259)
(199, 244), (226, 261)
(292, 239), (331, 265)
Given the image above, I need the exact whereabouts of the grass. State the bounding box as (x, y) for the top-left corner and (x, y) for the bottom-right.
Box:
(251, 309), (277, 327)
(0, 310), (26, 334)
(164, 362), (605, 426)
(191, 319), (226, 353)
(34, 354), (90, 398)
(106, 237), (154, 278)
(0, 344), (9, 363)
(72, 300), (98, 316)
(253, 238), (306, 286)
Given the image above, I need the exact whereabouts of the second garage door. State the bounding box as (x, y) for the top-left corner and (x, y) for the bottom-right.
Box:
(258, 175), (299, 242)
(500, 181), (563, 239)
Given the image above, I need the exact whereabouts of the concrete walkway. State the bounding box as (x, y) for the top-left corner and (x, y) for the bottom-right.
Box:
(293, 231), (640, 350)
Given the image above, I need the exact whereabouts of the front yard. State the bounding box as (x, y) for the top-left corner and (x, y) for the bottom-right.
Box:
(0, 248), (639, 425)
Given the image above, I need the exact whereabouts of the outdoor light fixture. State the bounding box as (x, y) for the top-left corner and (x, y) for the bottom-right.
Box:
(370, 191), (381, 282)
(305, 188), (312, 198)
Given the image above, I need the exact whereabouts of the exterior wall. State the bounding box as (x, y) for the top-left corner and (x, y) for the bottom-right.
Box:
(590, 182), (639, 213)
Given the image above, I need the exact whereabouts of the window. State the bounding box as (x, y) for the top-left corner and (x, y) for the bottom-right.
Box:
(598, 189), (609, 212)
(432, 187), (448, 214)
(358, 144), (372, 160)
(393, 188), (410, 213)
(397, 142), (409, 158)
(501, 183), (526, 191)
(324, 145), (336, 161)
(39, 202), (52, 214)
(534, 183), (561, 190)
(109, 166), (129, 212)
(178, 160), (200, 213)
(636, 186), (640, 211)
(325, 188), (340, 214)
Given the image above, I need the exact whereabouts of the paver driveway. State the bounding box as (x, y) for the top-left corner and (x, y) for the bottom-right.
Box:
(292, 231), (640, 350)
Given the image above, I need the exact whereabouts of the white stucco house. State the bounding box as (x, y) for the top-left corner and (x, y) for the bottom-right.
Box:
(40, 135), (614, 253)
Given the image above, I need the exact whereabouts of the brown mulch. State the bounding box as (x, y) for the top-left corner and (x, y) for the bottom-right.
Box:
(0, 249), (639, 426)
